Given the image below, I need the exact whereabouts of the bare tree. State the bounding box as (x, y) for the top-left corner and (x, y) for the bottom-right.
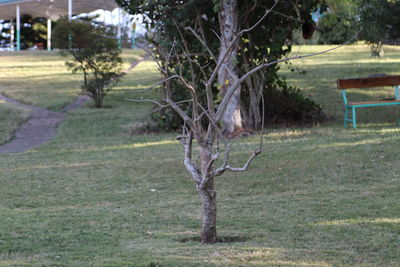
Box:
(131, 4), (353, 243)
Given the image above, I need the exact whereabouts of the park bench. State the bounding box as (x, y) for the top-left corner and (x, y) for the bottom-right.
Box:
(337, 75), (400, 129)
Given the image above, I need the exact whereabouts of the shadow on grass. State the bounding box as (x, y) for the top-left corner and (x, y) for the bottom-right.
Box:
(177, 235), (248, 243)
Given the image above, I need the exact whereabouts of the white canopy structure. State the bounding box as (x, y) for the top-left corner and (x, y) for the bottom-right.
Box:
(0, 0), (119, 50)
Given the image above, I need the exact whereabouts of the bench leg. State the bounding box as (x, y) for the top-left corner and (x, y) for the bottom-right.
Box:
(352, 107), (357, 129)
(344, 108), (349, 128)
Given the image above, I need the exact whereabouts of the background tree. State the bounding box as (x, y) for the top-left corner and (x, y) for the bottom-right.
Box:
(20, 15), (47, 49)
(316, 0), (358, 44)
(53, 18), (124, 108)
(357, 0), (400, 45)
(0, 16), (47, 49)
(117, 0), (327, 135)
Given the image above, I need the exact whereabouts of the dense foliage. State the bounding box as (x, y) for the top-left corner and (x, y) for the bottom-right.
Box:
(316, 0), (358, 44)
(316, 0), (400, 45)
(53, 18), (124, 108)
(117, 0), (327, 130)
(0, 15), (47, 49)
(357, 0), (400, 44)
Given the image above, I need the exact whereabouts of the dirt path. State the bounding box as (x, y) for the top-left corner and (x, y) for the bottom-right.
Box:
(0, 57), (146, 154)
(0, 95), (89, 154)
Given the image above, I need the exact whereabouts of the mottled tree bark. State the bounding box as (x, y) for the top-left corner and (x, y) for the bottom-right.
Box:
(198, 179), (217, 243)
(198, 145), (217, 243)
(218, 0), (243, 136)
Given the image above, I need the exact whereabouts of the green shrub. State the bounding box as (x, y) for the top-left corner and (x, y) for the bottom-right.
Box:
(53, 18), (124, 108)
(264, 85), (326, 126)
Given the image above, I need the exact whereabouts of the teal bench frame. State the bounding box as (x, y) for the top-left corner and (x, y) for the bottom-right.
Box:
(337, 75), (400, 129)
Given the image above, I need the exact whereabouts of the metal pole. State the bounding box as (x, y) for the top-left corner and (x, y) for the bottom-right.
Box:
(16, 4), (20, 51)
(68, 0), (72, 21)
(102, 0), (106, 26)
(10, 24), (14, 51)
(117, 8), (122, 49)
(68, 0), (72, 48)
(47, 19), (51, 51)
(131, 22), (136, 49)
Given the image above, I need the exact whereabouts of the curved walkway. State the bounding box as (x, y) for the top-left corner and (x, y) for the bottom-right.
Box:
(0, 95), (90, 154)
(0, 57), (147, 154)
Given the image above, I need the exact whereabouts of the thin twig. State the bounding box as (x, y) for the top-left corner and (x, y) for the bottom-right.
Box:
(126, 98), (164, 107)
(185, 26), (217, 62)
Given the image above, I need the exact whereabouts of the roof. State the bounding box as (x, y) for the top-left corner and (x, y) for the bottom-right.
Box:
(0, 0), (118, 20)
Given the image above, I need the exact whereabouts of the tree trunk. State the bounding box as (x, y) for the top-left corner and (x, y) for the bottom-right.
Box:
(242, 50), (263, 130)
(93, 94), (103, 108)
(198, 180), (217, 243)
(218, 0), (243, 136)
(198, 145), (217, 243)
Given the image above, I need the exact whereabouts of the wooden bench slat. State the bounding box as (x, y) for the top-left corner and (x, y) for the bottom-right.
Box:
(337, 75), (400, 89)
(349, 100), (400, 106)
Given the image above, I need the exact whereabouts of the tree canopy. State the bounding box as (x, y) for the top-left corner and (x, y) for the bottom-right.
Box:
(117, 0), (327, 131)
(358, 0), (400, 44)
(316, 0), (358, 44)
(0, 15), (47, 49)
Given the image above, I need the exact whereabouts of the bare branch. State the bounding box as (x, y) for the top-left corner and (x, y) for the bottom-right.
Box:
(210, 28), (222, 43)
(259, 82), (265, 151)
(240, 0), (280, 35)
(173, 19), (197, 86)
(216, 35), (359, 121)
(126, 98), (164, 107)
(196, 103), (227, 147)
(165, 38), (177, 70)
(185, 26), (217, 62)
(178, 132), (202, 184)
(226, 66), (239, 82)
(140, 74), (182, 93)
(151, 99), (193, 113)
(213, 147), (261, 177)
(164, 97), (201, 139)
(142, 47), (164, 74)
(269, 10), (302, 23)
(204, 150), (220, 176)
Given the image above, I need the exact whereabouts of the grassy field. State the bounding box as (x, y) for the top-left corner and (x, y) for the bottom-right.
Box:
(0, 104), (29, 144)
(0, 45), (400, 266)
(0, 49), (145, 144)
(0, 50), (144, 111)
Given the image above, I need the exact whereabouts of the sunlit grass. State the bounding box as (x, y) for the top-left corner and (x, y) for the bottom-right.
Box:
(314, 217), (400, 226)
(0, 104), (29, 144)
(0, 49), (144, 111)
(0, 49), (146, 144)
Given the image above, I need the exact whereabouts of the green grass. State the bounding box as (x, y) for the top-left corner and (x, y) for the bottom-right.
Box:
(0, 49), (144, 144)
(0, 104), (29, 144)
(0, 49), (143, 111)
(0, 46), (400, 266)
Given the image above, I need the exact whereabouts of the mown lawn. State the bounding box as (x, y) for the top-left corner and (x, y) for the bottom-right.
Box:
(0, 45), (399, 266)
(0, 50), (144, 111)
(0, 49), (144, 144)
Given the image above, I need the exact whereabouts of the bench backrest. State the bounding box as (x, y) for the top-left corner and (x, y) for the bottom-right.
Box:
(337, 75), (400, 89)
